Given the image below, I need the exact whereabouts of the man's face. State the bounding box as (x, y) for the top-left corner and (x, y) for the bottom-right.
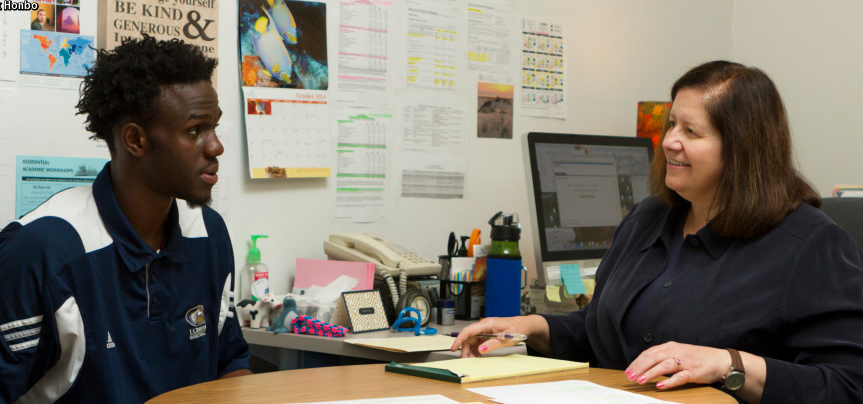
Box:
(142, 80), (223, 208)
(37, 10), (45, 23)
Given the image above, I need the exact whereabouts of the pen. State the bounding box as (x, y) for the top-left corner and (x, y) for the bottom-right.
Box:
(448, 332), (527, 341)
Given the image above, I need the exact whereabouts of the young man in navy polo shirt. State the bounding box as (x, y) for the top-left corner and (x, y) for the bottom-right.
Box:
(0, 35), (251, 403)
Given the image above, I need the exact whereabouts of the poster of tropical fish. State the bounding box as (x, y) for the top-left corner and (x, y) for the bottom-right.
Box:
(239, 0), (328, 89)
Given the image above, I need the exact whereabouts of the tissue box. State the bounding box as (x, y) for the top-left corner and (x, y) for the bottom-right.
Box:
(290, 273), (359, 327)
(294, 298), (338, 325)
(291, 297), (351, 327)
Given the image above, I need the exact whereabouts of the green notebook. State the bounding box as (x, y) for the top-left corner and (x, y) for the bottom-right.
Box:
(385, 354), (587, 384)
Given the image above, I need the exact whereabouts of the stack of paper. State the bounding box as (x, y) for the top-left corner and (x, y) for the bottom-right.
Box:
(468, 380), (680, 404)
(833, 184), (863, 197)
(346, 335), (456, 353)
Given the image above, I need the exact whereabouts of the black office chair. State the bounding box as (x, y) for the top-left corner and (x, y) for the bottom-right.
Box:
(820, 197), (863, 251)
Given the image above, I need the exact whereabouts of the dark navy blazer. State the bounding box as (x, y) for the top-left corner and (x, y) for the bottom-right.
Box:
(542, 197), (863, 403)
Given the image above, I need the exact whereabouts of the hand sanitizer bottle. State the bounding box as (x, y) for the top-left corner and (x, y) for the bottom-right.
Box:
(240, 235), (270, 301)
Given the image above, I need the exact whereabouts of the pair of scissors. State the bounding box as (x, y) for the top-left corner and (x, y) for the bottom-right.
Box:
(392, 307), (437, 336)
(447, 232), (459, 257)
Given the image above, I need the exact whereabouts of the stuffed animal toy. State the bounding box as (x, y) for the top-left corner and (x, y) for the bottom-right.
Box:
(267, 296), (298, 334)
(236, 297), (280, 328)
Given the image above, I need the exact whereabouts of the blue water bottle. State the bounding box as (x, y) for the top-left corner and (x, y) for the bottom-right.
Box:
(484, 212), (527, 318)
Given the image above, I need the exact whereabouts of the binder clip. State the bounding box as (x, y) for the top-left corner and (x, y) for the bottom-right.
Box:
(392, 307), (437, 336)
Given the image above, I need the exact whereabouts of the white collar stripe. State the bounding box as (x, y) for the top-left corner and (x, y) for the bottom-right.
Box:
(176, 200), (209, 238)
(15, 297), (86, 403)
(9, 339), (39, 352)
(1, 315), (43, 332)
(218, 273), (232, 335)
(3, 327), (41, 342)
(16, 186), (112, 253)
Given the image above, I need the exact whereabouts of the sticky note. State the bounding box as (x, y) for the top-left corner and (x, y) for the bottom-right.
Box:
(583, 277), (596, 296)
(545, 285), (561, 303)
(560, 264), (586, 295)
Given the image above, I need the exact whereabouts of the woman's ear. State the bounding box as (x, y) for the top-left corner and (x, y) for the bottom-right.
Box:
(118, 122), (148, 158)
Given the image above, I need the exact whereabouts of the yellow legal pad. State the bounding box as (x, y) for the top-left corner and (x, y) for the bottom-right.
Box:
(385, 354), (587, 383)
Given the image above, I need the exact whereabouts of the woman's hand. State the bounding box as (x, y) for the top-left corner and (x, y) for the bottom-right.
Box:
(625, 341), (730, 389)
(450, 315), (550, 357)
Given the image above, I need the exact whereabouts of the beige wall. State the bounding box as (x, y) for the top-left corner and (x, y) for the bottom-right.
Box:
(732, 0), (863, 196)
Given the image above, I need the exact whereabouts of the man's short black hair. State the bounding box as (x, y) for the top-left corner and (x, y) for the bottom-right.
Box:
(76, 35), (217, 154)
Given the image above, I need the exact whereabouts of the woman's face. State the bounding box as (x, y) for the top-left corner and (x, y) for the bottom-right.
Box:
(662, 87), (724, 208)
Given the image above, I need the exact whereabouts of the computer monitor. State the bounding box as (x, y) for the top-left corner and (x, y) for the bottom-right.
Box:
(524, 132), (655, 287)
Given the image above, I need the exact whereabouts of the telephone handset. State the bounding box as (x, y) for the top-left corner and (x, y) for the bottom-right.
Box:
(324, 233), (439, 326)
(323, 233), (441, 277)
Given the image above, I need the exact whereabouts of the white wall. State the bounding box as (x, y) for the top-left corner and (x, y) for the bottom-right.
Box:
(218, 0), (733, 293)
(732, 0), (863, 196)
(1, 1), (736, 293)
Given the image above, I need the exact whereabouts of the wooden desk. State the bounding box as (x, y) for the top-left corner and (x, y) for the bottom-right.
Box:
(149, 363), (735, 403)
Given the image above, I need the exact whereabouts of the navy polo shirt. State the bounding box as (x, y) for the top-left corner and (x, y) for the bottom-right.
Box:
(0, 163), (250, 403)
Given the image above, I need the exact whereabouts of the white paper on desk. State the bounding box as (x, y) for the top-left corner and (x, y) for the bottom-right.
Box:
(310, 394), (460, 404)
(468, 380), (681, 404)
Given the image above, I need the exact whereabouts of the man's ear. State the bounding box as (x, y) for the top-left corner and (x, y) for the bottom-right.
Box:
(118, 122), (148, 157)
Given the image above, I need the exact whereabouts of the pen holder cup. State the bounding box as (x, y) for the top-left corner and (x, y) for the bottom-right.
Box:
(440, 280), (484, 320)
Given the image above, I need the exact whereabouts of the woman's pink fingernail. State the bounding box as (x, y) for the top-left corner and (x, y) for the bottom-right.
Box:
(657, 382), (665, 389)
(624, 370), (631, 376)
(628, 372), (636, 380)
(479, 346), (487, 353)
(637, 376), (646, 383)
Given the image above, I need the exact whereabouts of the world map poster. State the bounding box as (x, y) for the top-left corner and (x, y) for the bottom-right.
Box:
(19, 29), (94, 89)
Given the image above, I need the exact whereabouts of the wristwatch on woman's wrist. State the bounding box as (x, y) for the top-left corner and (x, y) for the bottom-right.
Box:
(722, 348), (746, 391)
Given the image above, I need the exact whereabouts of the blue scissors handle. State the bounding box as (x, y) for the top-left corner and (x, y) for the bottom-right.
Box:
(392, 307), (437, 336)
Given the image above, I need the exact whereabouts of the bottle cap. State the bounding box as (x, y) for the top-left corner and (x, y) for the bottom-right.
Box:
(488, 211), (521, 241)
(438, 299), (455, 309)
(249, 235), (268, 263)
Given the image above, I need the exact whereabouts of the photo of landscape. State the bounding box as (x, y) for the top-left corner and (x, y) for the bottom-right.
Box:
(477, 82), (514, 139)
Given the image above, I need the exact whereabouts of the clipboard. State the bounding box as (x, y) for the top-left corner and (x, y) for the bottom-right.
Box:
(385, 362), (462, 383)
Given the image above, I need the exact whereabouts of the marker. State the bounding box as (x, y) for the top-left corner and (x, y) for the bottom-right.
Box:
(449, 332), (527, 341)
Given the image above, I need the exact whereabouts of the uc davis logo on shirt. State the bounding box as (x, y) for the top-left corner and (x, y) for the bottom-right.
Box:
(185, 305), (207, 340)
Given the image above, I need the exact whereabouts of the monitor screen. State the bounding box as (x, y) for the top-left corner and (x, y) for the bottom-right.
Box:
(525, 133), (654, 285)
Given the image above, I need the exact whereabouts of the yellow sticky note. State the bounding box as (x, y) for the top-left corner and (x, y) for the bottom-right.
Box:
(546, 285), (561, 303)
(583, 277), (596, 296)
